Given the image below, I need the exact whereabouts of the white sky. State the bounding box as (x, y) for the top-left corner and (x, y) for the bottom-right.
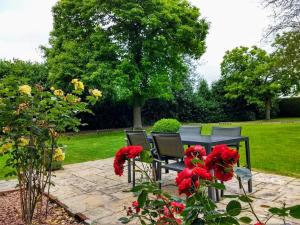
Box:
(0, 0), (272, 84)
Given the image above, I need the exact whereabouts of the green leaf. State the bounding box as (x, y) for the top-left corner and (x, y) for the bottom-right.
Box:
(239, 216), (252, 224)
(118, 217), (130, 224)
(269, 207), (288, 217)
(216, 216), (240, 225)
(238, 195), (253, 203)
(226, 200), (242, 216)
(289, 205), (300, 219)
(138, 190), (147, 208)
(211, 182), (226, 190)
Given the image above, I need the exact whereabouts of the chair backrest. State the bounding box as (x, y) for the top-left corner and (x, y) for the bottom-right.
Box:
(151, 132), (184, 159)
(211, 126), (242, 137)
(125, 130), (151, 151)
(179, 126), (202, 136)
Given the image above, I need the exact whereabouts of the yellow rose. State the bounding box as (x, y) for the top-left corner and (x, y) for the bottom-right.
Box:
(91, 89), (102, 98)
(53, 147), (65, 162)
(18, 137), (29, 147)
(74, 81), (84, 91)
(71, 79), (79, 84)
(0, 142), (13, 153)
(19, 85), (31, 96)
(54, 89), (64, 97)
(65, 94), (81, 103)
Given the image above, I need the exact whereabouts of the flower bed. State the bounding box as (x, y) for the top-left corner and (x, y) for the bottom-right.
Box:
(0, 190), (85, 225)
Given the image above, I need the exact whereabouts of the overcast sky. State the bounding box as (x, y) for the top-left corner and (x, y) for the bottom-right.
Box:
(0, 0), (272, 84)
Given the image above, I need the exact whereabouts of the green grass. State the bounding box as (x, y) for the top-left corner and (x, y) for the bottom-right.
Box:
(1, 118), (300, 179)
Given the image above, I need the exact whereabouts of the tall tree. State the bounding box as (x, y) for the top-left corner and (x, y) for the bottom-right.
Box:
(221, 46), (288, 120)
(44, 0), (209, 128)
(272, 31), (300, 94)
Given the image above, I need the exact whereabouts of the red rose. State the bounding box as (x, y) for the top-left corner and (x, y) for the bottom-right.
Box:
(184, 157), (204, 169)
(176, 168), (193, 186)
(221, 148), (239, 164)
(127, 146), (143, 158)
(254, 222), (265, 225)
(113, 158), (125, 176)
(192, 167), (212, 181)
(170, 201), (185, 214)
(113, 146), (143, 176)
(215, 166), (234, 181)
(178, 178), (193, 196)
(132, 200), (140, 213)
(157, 216), (182, 225)
(205, 144), (240, 182)
(185, 145), (206, 158)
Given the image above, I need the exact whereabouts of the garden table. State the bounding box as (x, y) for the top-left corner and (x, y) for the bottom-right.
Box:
(147, 134), (252, 201)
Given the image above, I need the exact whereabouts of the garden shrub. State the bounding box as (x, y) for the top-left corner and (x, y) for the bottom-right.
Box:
(152, 118), (181, 133)
(279, 97), (300, 117)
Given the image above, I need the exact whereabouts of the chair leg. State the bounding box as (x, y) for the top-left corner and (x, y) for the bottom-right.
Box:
(152, 161), (157, 181)
(245, 140), (252, 193)
(132, 158), (136, 188)
(236, 146), (242, 189)
(157, 162), (162, 189)
(220, 181), (224, 198)
(215, 181), (220, 202)
(128, 159), (131, 183)
(165, 159), (169, 173)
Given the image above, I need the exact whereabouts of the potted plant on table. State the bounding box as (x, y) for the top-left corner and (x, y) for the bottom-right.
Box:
(152, 118), (181, 133)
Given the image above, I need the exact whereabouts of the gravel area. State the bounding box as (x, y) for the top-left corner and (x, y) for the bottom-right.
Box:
(0, 190), (85, 225)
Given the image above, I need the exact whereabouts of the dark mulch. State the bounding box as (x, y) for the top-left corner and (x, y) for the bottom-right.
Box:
(0, 190), (85, 225)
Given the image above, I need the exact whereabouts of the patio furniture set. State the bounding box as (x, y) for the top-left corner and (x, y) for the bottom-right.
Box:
(125, 126), (252, 201)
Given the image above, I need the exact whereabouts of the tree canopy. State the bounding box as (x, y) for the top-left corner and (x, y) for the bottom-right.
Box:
(221, 46), (288, 120)
(44, 0), (209, 128)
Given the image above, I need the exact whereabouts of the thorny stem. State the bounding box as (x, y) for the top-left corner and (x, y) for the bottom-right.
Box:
(239, 177), (262, 223)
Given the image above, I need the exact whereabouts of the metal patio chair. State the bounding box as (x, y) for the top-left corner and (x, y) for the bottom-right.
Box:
(211, 126), (251, 198)
(179, 126), (202, 136)
(151, 132), (186, 189)
(125, 130), (154, 187)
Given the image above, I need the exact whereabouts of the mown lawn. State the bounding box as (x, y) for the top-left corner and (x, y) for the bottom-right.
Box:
(0, 118), (300, 179)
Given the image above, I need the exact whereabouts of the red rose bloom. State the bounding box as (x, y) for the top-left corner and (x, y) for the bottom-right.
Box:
(214, 167), (234, 181)
(205, 144), (240, 182)
(113, 146), (143, 176)
(176, 167), (211, 196)
(221, 147), (239, 163)
(184, 145), (206, 169)
(192, 167), (212, 181)
(178, 177), (193, 196)
(132, 200), (140, 213)
(185, 145), (206, 158)
(254, 222), (265, 225)
(175, 168), (193, 186)
(170, 201), (185, 214)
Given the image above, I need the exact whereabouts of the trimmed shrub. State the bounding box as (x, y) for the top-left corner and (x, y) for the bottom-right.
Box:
(279, 97), (300, 117)
(152, 118), (181, 133)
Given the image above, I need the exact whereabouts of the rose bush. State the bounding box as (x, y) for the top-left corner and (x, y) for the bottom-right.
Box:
(0, 76), (101, 224)
(114, 144), (300, 225)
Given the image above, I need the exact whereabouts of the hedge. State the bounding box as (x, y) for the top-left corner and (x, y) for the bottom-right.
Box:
(279, 97), (300, 117)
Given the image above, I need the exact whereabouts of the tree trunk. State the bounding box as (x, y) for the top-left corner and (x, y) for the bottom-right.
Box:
(133, 105), (142, 129)
(265, 98), (271, 120)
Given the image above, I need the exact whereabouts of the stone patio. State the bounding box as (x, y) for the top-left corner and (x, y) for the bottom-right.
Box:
(1, 158), (300, 225)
